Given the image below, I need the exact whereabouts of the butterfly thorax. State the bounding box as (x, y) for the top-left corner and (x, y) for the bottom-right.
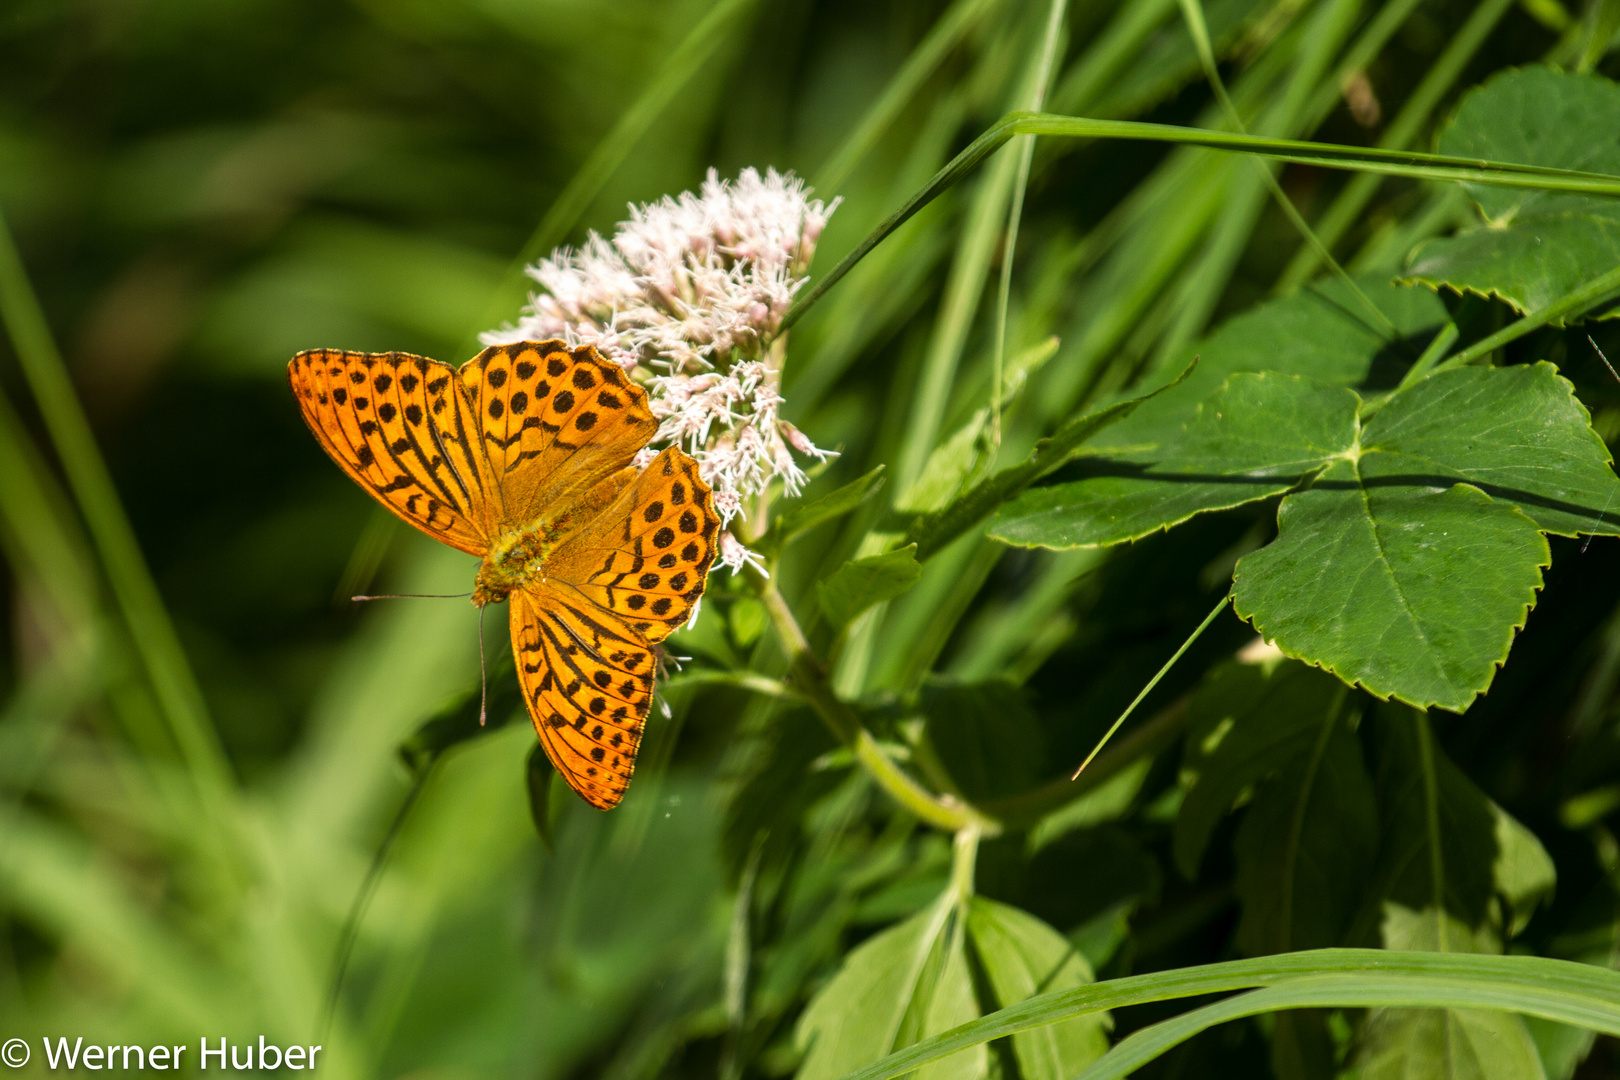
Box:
(471, 517), (575, 606)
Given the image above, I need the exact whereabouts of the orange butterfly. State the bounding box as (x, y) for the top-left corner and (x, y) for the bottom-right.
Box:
(288, 340), (719, 809)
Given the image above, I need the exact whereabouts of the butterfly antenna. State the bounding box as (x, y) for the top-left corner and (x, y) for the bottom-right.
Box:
(478, 605), (488, 727)
(352, 592), (470, 601)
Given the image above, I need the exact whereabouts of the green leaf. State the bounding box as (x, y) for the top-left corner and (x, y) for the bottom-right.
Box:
(1355, 907), (1548, 1080)
(1405, 66), (1620, 323)
(1359, 709), (1502, 934)
(1233, 705), (1378, 956)
(795, 904), (946, 1080)
(1354, 363), (1620, 538)
(1233, 472), (1548, 713)
(1490, 803), (1556, 938)
(396, 650), (523, 775)
(965, 898), (1110, 1080)
(831, 949), (1620, 1080)
(1086, 274), (1447, 455)
(989, 373), (1358, 548)
(903, 359), (1200, 562)
(818, 545), (923, 627)
(795, 892), (984, 1080)
(760, 466), (886, 558)
(1174, 659), (1349, 878)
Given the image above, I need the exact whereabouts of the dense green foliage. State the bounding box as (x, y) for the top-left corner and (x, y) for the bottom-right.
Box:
(4, 1), (1620, 1079)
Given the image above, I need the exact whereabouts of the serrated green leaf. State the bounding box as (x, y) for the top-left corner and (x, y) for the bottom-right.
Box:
(965, 898), (1110, 1080)
(1357, 363), (1620, 537)
(1405, 66), (1620, 323)
(818, 544), (923, 627)
(1086, 274), (1447, 455)
(989, 373), (1358, 548)
(1233, 471), (1549, 712)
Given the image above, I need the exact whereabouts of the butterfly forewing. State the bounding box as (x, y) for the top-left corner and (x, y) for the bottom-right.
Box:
(289, 349), (493, 554)
(511, 586), (655, 810)
(459, 342), (656, 532)
(547, 447), (720, 643)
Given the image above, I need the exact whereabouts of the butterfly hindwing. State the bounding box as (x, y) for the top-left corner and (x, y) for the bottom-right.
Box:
(546, 447), (719, 643)
(289, 349), (493, 554)
(459, 341), (657, 533)
(511, 584), (655, 810)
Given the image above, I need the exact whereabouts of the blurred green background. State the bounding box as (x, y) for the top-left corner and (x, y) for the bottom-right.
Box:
(4, 0), (1620, 1078)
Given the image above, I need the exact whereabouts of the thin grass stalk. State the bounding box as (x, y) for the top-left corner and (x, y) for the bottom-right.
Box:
(992, 0), (1069, 457)
(781, 111), (1620, 334)
(0, 208), (233, 807)
(1277, 0), (1517, 290)
(1069, 975), (1620, 1080)
(1178, 0), (1397, 339)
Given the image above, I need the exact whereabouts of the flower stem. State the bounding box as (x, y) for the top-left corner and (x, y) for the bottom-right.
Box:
(749, 569), (1000, 835)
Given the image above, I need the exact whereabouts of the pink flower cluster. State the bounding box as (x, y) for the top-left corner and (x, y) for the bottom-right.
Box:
(484, 167), (838, 572)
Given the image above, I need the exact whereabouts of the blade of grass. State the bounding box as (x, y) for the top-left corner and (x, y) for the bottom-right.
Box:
(991, 0), (1069, 457)
(1277, 0), (1517, 291)
(1071, 974), (1620, 1080)
(0, 206), (233, 803)
(814, 0), (1007, 192)
(831, 949), (1620, 1080)
(459, 0), (761, 359)
(1070, 593), (1228, 779)
(780, 111), (1620, 334)
(1178, 0), (1398, 341)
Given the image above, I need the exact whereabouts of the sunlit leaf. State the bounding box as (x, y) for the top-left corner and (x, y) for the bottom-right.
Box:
(1405, 66), (1620, 323)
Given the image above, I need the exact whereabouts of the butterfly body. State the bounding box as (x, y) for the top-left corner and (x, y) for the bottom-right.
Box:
(289, 340), (718, 810)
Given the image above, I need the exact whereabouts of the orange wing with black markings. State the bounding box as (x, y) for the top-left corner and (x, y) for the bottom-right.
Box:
(457, 341), (657, 532)
(510, 586), (657, 810)
(545, 447), (721, 643)
(289, 349), (494, 555)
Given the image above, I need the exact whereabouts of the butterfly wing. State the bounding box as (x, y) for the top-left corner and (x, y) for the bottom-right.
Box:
(511, 583), (656, 810)
(546, 446), (720, 644)
(289, 349), (495, 555)
(457, 341), (658, 532)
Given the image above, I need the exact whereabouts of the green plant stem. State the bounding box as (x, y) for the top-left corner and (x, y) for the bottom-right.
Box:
(0, 207), (232, 803)
(834, 949), (1620, 1080)
(749, 569), (1000, 835)
(1432, 262), (1620, 372)
(1070, 594), (1229, 779)
(980, 695), (1190, 827)
(780, 111), (1620, 334)
(1395, 320), (1460, 389)
(1415, 710), (1448, 951)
